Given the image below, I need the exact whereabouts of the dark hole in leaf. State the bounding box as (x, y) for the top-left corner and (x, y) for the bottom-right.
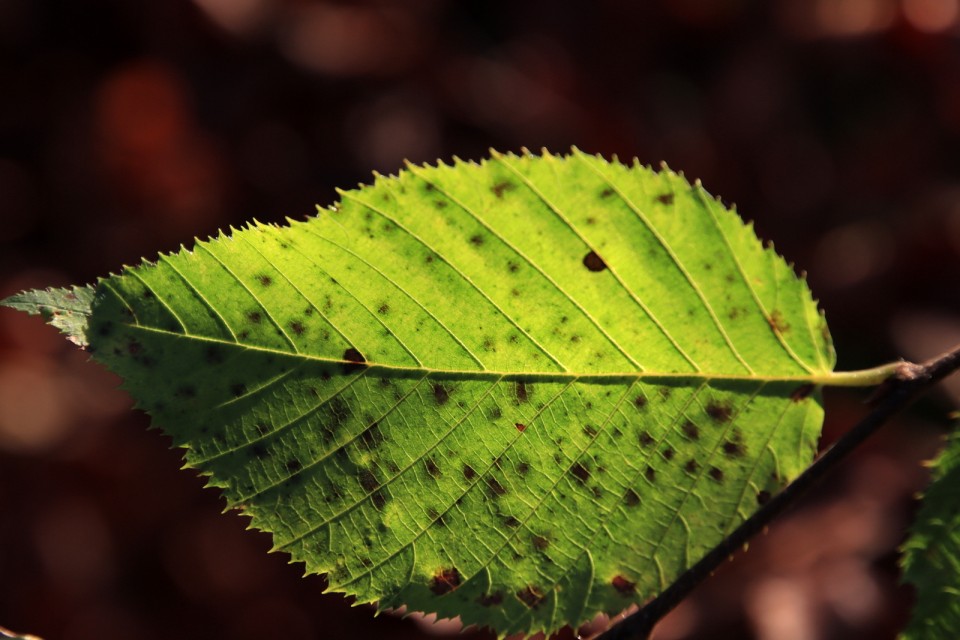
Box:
(582, 251), (607, 272)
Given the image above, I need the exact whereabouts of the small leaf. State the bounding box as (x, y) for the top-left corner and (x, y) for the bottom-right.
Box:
(901, 432), (960, 640)
(2, 150), (838, 637)
(3, 285), (95, 346)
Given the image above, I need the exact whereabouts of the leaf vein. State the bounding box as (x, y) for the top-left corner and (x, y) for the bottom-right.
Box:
(339, 188), (569, 372)
(495, 150), (701, 372)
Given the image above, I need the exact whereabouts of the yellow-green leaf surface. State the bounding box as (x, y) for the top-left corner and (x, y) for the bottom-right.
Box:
(901, 432), (960, 640)
(3, 150), (838, 636)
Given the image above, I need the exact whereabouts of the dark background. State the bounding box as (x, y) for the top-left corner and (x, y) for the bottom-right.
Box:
(1, 1), (959, 639)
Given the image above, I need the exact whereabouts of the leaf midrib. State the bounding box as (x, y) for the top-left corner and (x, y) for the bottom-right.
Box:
(124, 322), (835, 384)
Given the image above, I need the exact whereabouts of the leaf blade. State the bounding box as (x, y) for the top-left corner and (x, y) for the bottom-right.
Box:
(901, 432), (960, 640)
(3, 151), (836, 636)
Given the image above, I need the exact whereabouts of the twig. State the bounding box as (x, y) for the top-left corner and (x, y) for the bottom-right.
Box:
(596, 344), (960, 640)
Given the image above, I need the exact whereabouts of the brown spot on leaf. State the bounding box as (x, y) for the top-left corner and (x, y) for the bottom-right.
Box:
(532, 535), (550, 551)
(486, 477), (507, 497)
(722, 440), (745, 458)
(359, 470), (379, 492)
(517, 585), (544, 608)
(600, 187), (614, 198)
(656, 192), (674, 205)
(709, 467), (724, 483)
(663, 447), (675, 461)
(645, 466), (656, 482)
(515, 422), (526, 432)
(430, 567), (462, 595)
(515, 381), (529, 403)
(612, 575), (636, 595)
(706, 401), (733, 423)
(290, 321), (306, 336)
(639, 432), (655, 448)
(571, 462), (590, 484)
(425, 457), (441, 478)
(479, 592), (503, 607)
(492, 181), (515, 198)
(634, 396), (647, 410)
(342, 348), (366, 373)
(256, 274), (272, 287)
(463, 464), (476, 480)
(343, 348), (365, 363)
(684, 459), (699, 474)
(469, 234), (484, 246)
(768, 310), (790, 334)
(360, 424), (383, 449)
(582, 251), (607, 272)
(682, 421), (700, 440)
(624, 488), (640, 507)
(433, 384), (449, 405)
(791, 384), (815, 402)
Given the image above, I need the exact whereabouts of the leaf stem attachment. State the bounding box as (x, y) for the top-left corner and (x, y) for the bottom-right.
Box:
(597, 344), (960, 640)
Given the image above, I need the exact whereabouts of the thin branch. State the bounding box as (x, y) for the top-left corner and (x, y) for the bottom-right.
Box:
(596, 344), (960, 640)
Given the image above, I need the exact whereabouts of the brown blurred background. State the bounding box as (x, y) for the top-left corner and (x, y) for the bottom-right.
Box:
(1, 1), (960, 639)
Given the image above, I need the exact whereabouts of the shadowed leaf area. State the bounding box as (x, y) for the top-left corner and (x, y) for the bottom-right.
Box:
(2, 150), (836, 637)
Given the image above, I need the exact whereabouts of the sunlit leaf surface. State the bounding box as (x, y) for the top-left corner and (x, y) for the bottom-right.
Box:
(3, 150), (836, 636)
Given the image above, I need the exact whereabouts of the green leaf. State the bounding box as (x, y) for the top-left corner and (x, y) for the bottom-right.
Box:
(3, 150), (839, 637)
(2, 285), (95, 346)
(901, 432), (960, 639)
